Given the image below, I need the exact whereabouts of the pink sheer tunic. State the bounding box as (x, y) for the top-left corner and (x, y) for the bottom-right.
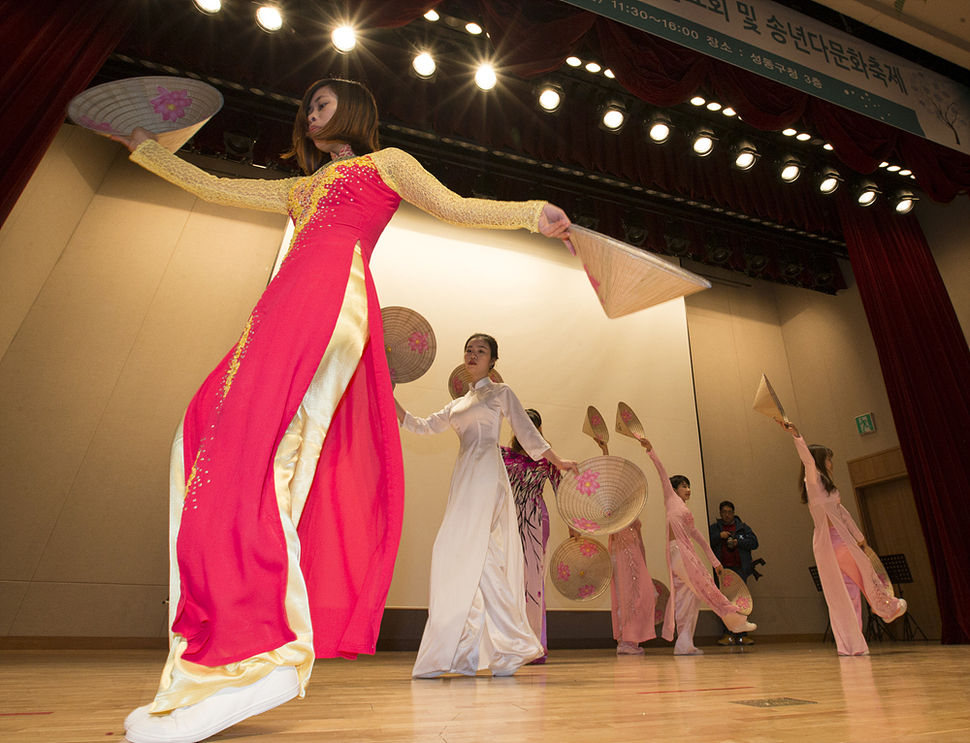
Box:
(793, 435), (903, 655)
(608, 519), (657, 643)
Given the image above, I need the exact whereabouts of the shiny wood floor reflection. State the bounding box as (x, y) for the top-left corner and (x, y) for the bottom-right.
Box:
(2, 643), (968, 743)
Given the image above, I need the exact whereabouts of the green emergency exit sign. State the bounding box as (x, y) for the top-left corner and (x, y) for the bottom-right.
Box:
(855, 413), (876, 436)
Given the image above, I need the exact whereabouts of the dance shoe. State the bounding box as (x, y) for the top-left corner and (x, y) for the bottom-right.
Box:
(717, 634), (734, 646)
(124, 665), (300, 743)
(723, 612), (757, 634)
(617, 641), (644, 655)
(887, 598), (908, 622)
(124, 704), (152, 731)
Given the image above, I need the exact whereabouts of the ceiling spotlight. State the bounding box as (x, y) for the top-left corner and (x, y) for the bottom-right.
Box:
(585, 61), (602, 73)
(690, 126), (717, 156)
(706, 101), (722, 112)
(537, 84), (563, 113)
(411, 52), (436, 79)
(854, 180), (881, 206)
(474, 64), (497, 91)
(815, 167), (842, 194)
(424, 9), (439, 21)
(604, 69), (615, 79)
(823, 143), (834, 151)
(599, 102), (627, 132)
(729, 140), (759, 171)
(574, 199), (600, 230)
(690, 96), (706, 106)
(744, 245), (769, 274)
(796, 132), (811, 141)
(566, 56), (582, 67)
(722, 107), (737, 117)
(782, 128), (797, 137)
(778, 156), (803, 183)
(779, 251), (804, 278)
(705, 233), (733, 265)
(465, 22), (483, 35)
(255, 5), (283, 32)
(331, 26), (356, 53)
(892, 189), (918, 214)
(879, 161), (890, 168)
(899, 169), (912, 176)
(623, 214), (648, 246)
(646, 112), (673, 144)
(193, 0), (221, 13)
(664, 220), (691, 256)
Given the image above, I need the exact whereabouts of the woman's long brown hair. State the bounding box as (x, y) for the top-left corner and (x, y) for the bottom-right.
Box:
(799, 444), (835, 503)
(282, 78), (380, 174)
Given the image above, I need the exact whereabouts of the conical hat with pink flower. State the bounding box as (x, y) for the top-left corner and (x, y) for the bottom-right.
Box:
(582, 405), (609, 444)
(549, 536), (611, 602)
(380, 306), (436, 385)
(568, 225), (711, 318)
(68, 76), (223, 153)
(556, 455), (647, 536)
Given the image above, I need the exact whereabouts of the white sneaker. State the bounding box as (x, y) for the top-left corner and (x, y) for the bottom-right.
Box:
(124, 666), (299, 743)
(124, 704), (152, 731)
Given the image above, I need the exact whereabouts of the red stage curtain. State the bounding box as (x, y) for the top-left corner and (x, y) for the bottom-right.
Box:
(0, 0), (136, 228)
(838, 196), (970, 644)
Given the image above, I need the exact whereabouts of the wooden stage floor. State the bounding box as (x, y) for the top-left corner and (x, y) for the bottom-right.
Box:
(2, 643), (968, 743)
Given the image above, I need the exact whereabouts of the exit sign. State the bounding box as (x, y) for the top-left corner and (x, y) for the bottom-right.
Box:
(855, 413), (876, 436)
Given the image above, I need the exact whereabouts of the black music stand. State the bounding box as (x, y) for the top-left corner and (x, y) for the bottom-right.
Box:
(878, 553), (928, 641)
(808, 566), (832, 644)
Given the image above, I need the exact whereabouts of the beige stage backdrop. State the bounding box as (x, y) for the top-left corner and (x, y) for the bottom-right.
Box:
(2, 125), (966, 641)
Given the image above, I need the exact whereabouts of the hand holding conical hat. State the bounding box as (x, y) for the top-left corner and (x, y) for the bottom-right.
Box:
(582, 405), (609, 444)
(67, 76), (224, 153)
(719, 568), (754, 615)
(568, 225), (711, 318)
(752, 374), (789, 423)
(864, 546), (895, 598)
(555, 455), (647, 535)
(615, 402), (646, 441)
(380, 306), (436, 385)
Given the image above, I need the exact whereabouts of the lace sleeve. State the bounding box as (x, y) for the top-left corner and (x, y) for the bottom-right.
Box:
(372, 148), (545, 232)
(130, 140), (296, 214)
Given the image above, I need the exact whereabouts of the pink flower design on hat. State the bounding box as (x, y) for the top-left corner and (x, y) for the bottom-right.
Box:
(572, 516), (600, 532)
(583, 264), (601, 293)
(576, 469), (600, 496)
(79, 116), (118, 134)
(408, 331), (429, 354)
(151, 86), (193, 122)
(556, 562), (571, 581)
(735, 596), (752, 612)
(589, 412), (603, 427)
(389, 367), (398, 381)
(579, 541), (598, 557)
(577, 584), (596, 599)
(621, 409), (635, 424)
(451, 377), (465, 394)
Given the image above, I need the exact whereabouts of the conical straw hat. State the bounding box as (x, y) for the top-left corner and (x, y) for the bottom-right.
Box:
(719, 568), (753, 615)
(556, 455), (647, 535)
(447, 364), (503, 399)
(67, 76), (224, 153)
(549, 536), (612, 601)
(653, 579), (670, 625)
(568, 224), (711, 318)
(380, 306), (436, 384)
(615, 402), (645, 441)
(864, 546), (895, 598)
(582, 405), (609, 444)
(752, 374), (789, 423)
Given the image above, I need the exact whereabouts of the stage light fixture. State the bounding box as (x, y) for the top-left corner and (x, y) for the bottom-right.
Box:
(892, 189), (918, 214)
(664, 219), (691, 256)
(690, 126), (716, 156)
(778, 156), (803, 183)
(814, 166), (842, 195)
(646, 112), (673, 144)
(782, 128), (797, 137)
(705, 233), (733, 265)
(604, 69), (615, 79)
(690, 96), (706, 106)
(599, 102), (627, 132)
(566, 56), (582, 67)
(779, 251), (804, 278)
(622, 214), (648, 246)
(411, 52), (436, 79)
(474, 64), (497, 91)
(796, 132), (811, 141)
(706, 101), (722, 112)
(331, 26), (357, 53)
(255, 5), (283, 32)
(729, 139), (759, 171)
(585, 61), (602, 73)
(465, 22), (483, 35)
(193, 0), (221, 13)
(574, 199), (600, 230)
(854, 180), (880, 206)
(744, 245), (769, 274)
(424, 9), (440, 21)
(537, 84), (563, 113)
